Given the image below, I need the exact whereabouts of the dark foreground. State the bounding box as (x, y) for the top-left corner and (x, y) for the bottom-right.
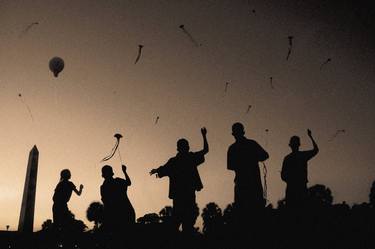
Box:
(1, 202), (375, 249)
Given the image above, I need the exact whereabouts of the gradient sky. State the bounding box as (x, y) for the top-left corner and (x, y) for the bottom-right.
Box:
(1, 0), (375, 231)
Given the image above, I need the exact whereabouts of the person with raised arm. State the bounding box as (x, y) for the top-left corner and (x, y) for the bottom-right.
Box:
(101, 164), (136, 232)
(281, 129), (319, 208)
(150, 127), (209, 234)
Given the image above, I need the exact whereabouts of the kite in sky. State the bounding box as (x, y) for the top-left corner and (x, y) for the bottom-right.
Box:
(246, 105), (252, 114)
(320, 58), (332, 70)
(286, 36), (294, 60)
(18, 93), (34, 122)
(155, 116), (159, 125)
(179, 24), (201, 47)
(134, 44), (144, 64)
(101, 133), (123, 163)
(19, 22), (39, 37)
(270, 77), (274, 89)
(224, 82), (229, 94)
(329, 129), (346, 141)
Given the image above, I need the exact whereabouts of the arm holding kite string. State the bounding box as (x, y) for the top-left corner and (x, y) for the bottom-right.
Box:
(122, 165), (131, 186)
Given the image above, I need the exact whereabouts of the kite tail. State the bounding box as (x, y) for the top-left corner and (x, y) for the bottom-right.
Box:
(20, 98), (34, 122)
(101, 139), (120, 162)
(182, 29), (200, 47)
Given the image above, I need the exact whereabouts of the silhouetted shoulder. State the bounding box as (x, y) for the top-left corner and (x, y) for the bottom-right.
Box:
(301, 149), (318, 161)
(115, 177), (130, 186)
(190, 151), (205, 166)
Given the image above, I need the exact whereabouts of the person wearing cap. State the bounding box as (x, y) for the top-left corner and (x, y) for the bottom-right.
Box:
(227, 122), (269, 214)
(100, 165), (135, 232)
(52, 169), (83, 229)
(150, 127), (209, 234)
(281, 129), (319, 208)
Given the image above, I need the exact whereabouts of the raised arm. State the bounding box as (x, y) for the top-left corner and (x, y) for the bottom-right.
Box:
(122, 165), (131, 186)
(307, 129), (319, 155)
(200, 127), (209, 155)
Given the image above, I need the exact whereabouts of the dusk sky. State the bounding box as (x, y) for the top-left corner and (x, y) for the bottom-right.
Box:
(1, 0), (375, 231)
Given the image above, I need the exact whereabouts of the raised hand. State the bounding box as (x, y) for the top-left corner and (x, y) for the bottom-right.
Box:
(201, 127), (207, 136)
(122, 165), (127, 173)
(79, 184), (84, 191)
(307, 129), (312, 137)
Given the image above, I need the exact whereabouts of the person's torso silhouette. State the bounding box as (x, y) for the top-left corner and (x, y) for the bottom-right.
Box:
(100, 165), (135, 232)
(52, 169), (83, 229)
(281, 130), (319, 208)
(150, 127), (209, 233)
(227, 123), (269, 212)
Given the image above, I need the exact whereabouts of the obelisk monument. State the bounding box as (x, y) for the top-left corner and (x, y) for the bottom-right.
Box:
(18, 145), (39, 232)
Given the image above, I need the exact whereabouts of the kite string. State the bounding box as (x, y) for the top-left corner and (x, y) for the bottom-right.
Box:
(117, 146), (123, 165)
(20, 97), (34, 122)
(263, 130), (269, 203)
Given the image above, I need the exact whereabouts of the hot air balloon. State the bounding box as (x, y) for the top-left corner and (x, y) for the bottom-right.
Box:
(49, 57), (64, 77)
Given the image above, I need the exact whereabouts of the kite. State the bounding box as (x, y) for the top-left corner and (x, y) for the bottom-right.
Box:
(134, 44), (144, 64)
(179, 24), (201, 47)
(18, 93), (34, 122)
(270, 77), (274, 89)
(329, 129), (345, 141)
(224, 82), (229, 94)
(101, 133), (123, 163)
(286, 36), (294, 61)
(246, 105), (252, 114)
(155, 116), (159, 125)
(19, 22), (39, 37)
(320, 58), (332, 70)
(49, 57), (65, 77)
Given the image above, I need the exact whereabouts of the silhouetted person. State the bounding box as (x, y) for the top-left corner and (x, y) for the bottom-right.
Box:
(52, 169), (83, 229)
(150, 127), (209, 234)
(100, 164), (136, 232)
(227, 122), (269, 214)
(281, 129), (319, 208)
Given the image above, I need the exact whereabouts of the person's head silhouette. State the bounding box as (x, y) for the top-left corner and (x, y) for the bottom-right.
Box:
(232, 122), (245, 140)
(289, 136), (300, 152)
(102, 165), (114, 179)
(60, 169), (71, 181)
(177, 138), (190, 154)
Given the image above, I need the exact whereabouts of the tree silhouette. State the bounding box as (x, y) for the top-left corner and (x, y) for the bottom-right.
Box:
(308, 184), (333, 207)
(369, 180), (375, 206)
(137, 213), (161, 225)
(41, 219), (53, 231)
(223, 203), (234, 225)
(202, 202), (223, 236)
(86, 202), (104, 230)
(159, 206), (173, 224)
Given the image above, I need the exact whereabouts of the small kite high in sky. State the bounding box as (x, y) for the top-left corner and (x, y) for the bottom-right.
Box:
(19, 22), (39, 37)
(329, 129), (346, 141)
(134, 44), (144, 64)
(155, 116), (160, 125)
(286, 36), (294, 60)
(224, 82), (229, 93)
(270, 77), (274, 89)
(101, 133), (123, 163)
(179, 24), (201, 47)
(320, 58), (332, 70)
(246, 105), (252, 114)
(18, 93), (34, 122)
